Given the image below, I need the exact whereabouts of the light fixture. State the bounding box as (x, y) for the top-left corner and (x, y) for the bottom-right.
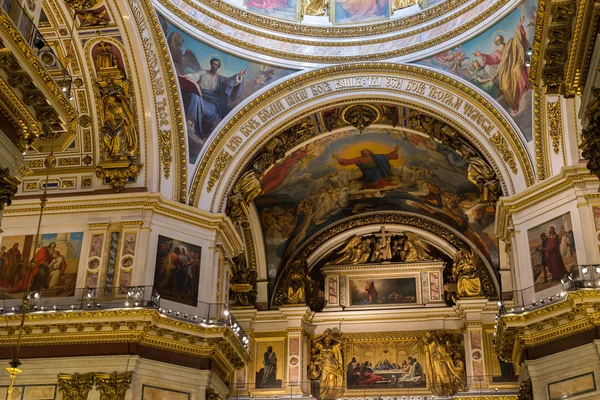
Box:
(525, 61), (531, 67)
(595, 267), (600, 274)
(526, 48), (532, 56)
(224, 309), (230, 316)
(582, 267), (589, 274)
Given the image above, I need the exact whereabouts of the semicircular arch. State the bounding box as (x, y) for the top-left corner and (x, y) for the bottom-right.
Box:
(190, 63), (535, 211)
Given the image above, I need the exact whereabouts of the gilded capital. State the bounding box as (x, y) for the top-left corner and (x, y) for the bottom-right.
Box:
(57, 373), (95, 400)
(95, 372), (132, 400)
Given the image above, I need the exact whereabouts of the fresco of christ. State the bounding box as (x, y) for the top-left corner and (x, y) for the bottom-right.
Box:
(332, 145), (399, 189)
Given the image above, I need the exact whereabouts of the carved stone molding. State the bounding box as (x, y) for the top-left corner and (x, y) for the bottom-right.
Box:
(57, 373), (95, 400)
(0, 168), (19, 210)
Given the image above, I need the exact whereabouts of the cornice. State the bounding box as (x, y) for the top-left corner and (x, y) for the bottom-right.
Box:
(495, 290), (600, 364)
(3, 192), (243, 254)
(0, 309), (250, 373)
(495, 165), (595, 240)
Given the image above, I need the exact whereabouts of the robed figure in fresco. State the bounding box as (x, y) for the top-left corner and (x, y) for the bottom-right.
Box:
(473, 15), (531, 114)
(259, 346), (278, 387)
(332, 145), (399, 189)
(10, 242), (56, 293)
(545, 225), (568, 281)
(181, 57), (247, 142)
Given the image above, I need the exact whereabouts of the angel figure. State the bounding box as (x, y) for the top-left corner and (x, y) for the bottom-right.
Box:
(101, 92), (137, 159)
(311, 329), (343, 400)
(399, 232), (433, 262)
(327, 236), (363, 265)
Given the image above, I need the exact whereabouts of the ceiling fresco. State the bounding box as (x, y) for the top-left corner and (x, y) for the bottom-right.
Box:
(416, 0), (537, 142)
(254, 127), (498, 284)
(157, 13), (297, 164)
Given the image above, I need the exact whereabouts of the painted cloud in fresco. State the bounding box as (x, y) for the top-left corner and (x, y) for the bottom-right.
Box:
(254, 128), (498, 283)
(416, 0), (537, 142)
(158, 13), (297, 163)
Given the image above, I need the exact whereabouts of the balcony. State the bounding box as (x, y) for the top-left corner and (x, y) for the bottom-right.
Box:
(495, 266), (600, 365)
(0, 285), (250, 377)
(0, 0), (76, 150)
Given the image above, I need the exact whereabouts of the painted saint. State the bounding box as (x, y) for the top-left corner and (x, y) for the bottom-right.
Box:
(332, 145), (399, 189)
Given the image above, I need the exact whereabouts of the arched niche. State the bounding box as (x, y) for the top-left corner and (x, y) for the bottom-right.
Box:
(190, 63), (535, 211)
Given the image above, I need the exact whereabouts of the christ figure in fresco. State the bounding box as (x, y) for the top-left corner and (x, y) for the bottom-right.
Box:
(472, 15), (531, 114)
(332, 145), (399, 189)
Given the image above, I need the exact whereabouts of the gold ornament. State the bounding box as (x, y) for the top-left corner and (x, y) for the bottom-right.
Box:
(452, 248), (482, 297)
(95, 372), (132, 400)
(341, 104), (380, 132)
(311, 329), (343, 400)
(58, 373), (95, 400)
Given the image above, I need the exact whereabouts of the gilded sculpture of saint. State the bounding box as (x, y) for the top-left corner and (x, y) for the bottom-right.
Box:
(421, 332), (465, 396)
(452, 248), (481, 297)
(303, 0), (326, 16)
(311, 329), (343, 400)
(101, 92), (137, 159)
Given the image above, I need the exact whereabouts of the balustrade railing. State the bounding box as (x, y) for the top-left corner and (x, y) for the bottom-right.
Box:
(0, 284), (249, 351)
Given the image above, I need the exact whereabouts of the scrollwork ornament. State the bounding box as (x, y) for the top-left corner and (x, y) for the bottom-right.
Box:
(95, 372), (132, 400)
(57, 373), (95, 400)
(547, 100), (562, 154)
(62, 0), (99, 11)
(341, 104), (380, 132)
(0, 168), (19, 210)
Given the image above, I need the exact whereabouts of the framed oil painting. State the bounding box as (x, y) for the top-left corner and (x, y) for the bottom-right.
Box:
(528, 212), (578, 292)
(548, 372), (596, 400)
(244, 0), (299, 21)
(344, 334), (426, 391)
(349, 277), (417, 306)
(254, 339), (283, 389)
(153, 235), (201, 306)
(142, 385), (190, 400)
(333, 0), (390, 24)
(0, 232), (83, 298)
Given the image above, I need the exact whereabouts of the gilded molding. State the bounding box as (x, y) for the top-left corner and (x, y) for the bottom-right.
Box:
(127, 0), (187, 202)
(166, 0), (473, 39)
(495, 291), (600, 364)
(0, 14), (76, 123)
(158, 0), (510, 63)
(191, 64), (533, 207)
(547, 100), (562, 154)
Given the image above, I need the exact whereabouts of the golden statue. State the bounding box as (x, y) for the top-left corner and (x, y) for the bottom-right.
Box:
(327, 236), (372, 265)
(421, 332), (465, 396)
(311, 329), (343, 400)
(391, 0), (417, 11)
(303, 0), (326, 16)
(284, 259), (307, 305)
(101, 92), (138, 158)
(399, 232), (432, 262)
(452, 248), (481, 297)
(234, 170), (262, 205)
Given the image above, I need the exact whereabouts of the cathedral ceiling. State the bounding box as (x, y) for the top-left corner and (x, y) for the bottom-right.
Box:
(253, 126), (499, 285)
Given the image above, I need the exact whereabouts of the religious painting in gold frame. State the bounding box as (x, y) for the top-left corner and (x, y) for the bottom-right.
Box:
(254, 338), (285, 391)
(343, 332), (428, 395)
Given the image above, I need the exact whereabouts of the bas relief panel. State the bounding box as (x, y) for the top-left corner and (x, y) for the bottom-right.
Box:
(255, 128), (497, 285)
(153, 235), (201, 306)
(158, 13), (296, 163)
(528, 212), (577, 292)
(0, 232), (83, 298)
(416, 0), (537, 142)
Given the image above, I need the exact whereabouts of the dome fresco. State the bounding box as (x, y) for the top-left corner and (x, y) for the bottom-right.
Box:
(254, 128), (498, 283)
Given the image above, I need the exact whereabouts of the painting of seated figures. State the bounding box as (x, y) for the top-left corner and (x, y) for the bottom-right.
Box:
(0, 232), (83, 298)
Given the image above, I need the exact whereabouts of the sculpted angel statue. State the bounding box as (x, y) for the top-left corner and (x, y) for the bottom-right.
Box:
(312, 329), (343, 400)
(327, 236), (365, 265)
(101, 92), (137, 159)
(399, 232), (433, 262)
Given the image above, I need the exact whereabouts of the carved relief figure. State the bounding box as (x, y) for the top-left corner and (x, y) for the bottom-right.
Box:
(421, 332), (466, 396)
(312, 329), (344, 399)
(101, 93), (137, 158)
(452, 248), (481, 297)
(398, 233), (432, 262)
